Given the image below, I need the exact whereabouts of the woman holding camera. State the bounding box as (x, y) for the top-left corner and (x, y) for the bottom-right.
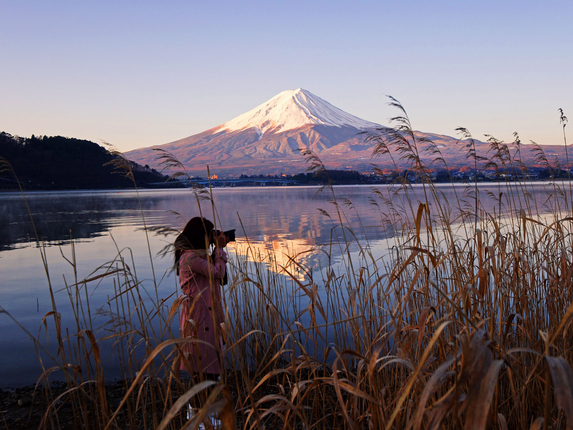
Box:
(174, 216), (230, 378)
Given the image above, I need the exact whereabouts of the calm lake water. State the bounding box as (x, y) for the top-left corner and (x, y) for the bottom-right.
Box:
(0, 183), (563, 387)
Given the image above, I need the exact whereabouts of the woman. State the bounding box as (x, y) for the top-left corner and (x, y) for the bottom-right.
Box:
(174, 217), (230, 378)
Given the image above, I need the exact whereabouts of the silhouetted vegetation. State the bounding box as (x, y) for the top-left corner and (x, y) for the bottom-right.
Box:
(0, 132), (170, 190)
(240, 170), (376, 184)
(293, 169), (362, 184)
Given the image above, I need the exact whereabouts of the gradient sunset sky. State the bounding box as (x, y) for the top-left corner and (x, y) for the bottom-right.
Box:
(1, 0), (571, 152)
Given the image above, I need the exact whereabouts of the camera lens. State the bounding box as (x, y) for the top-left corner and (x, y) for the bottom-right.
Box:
(224, 229), (236, 242)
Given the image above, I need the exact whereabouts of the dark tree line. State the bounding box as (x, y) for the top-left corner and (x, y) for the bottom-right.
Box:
(239, 170), (371, 184)
(292, 169), (364, 184)
(0, 132), (169, 190)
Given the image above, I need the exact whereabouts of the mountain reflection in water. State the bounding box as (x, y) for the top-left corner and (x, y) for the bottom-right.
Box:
(231, 236), (325, 281)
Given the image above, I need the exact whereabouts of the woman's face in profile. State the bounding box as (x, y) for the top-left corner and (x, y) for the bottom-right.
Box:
(207, 229), (217, 245)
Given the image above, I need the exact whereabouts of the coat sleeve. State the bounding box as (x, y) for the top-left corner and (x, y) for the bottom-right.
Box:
(187, 249), (227, 280)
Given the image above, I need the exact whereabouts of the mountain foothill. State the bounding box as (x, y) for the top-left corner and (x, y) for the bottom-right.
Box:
(0, 133), (169, 190)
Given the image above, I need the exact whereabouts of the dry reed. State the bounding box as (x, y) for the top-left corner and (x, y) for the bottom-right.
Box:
(2, 101), (573, 430)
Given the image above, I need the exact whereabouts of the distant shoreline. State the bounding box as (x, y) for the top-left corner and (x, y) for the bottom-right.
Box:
(1, 177), (570, 194)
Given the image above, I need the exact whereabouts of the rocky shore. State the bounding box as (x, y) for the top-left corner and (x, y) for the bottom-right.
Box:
(0, 381), (128, 430)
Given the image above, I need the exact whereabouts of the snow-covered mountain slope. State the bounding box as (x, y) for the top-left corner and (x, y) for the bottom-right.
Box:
(125, 89), (388, 175)
(217, 88), (380, 136)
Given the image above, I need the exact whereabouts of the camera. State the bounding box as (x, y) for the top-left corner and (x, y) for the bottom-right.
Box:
(214, 229), (236, 242)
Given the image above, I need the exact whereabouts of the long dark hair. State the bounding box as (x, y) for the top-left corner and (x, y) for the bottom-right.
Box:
(174, 217), (214, 269)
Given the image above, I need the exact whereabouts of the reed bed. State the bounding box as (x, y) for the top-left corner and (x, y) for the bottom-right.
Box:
(3, 101), (573, 430)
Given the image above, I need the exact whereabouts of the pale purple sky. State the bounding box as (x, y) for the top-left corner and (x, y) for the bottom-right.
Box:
(1, 0), (571, 152)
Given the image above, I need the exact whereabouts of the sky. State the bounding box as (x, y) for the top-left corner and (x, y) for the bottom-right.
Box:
(1, 0), (572, 152)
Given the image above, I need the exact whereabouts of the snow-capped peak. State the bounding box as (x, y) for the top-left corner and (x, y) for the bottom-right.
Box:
(218, 88), (379, 136)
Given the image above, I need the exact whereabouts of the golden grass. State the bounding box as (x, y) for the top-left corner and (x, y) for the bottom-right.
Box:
(4, 101), (573, 429)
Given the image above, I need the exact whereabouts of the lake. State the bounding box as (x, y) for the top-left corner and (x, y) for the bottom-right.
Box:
(0, 182), (564, 387)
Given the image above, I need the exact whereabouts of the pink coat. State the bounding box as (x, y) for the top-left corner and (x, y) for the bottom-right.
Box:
(178, 248), (227, 375)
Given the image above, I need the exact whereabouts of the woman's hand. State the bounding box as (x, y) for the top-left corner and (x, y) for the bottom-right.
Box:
(214, 231), (230, 248)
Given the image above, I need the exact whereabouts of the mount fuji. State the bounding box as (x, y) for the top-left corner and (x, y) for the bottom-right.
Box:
(124, 89), (561, 177)
(125, 89), (390, 176)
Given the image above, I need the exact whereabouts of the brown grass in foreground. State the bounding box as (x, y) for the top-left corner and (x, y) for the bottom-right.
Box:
(3, 101), (573, 430)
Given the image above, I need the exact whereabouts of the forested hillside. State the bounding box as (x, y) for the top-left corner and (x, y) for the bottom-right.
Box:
(0, 132), (170, 190)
